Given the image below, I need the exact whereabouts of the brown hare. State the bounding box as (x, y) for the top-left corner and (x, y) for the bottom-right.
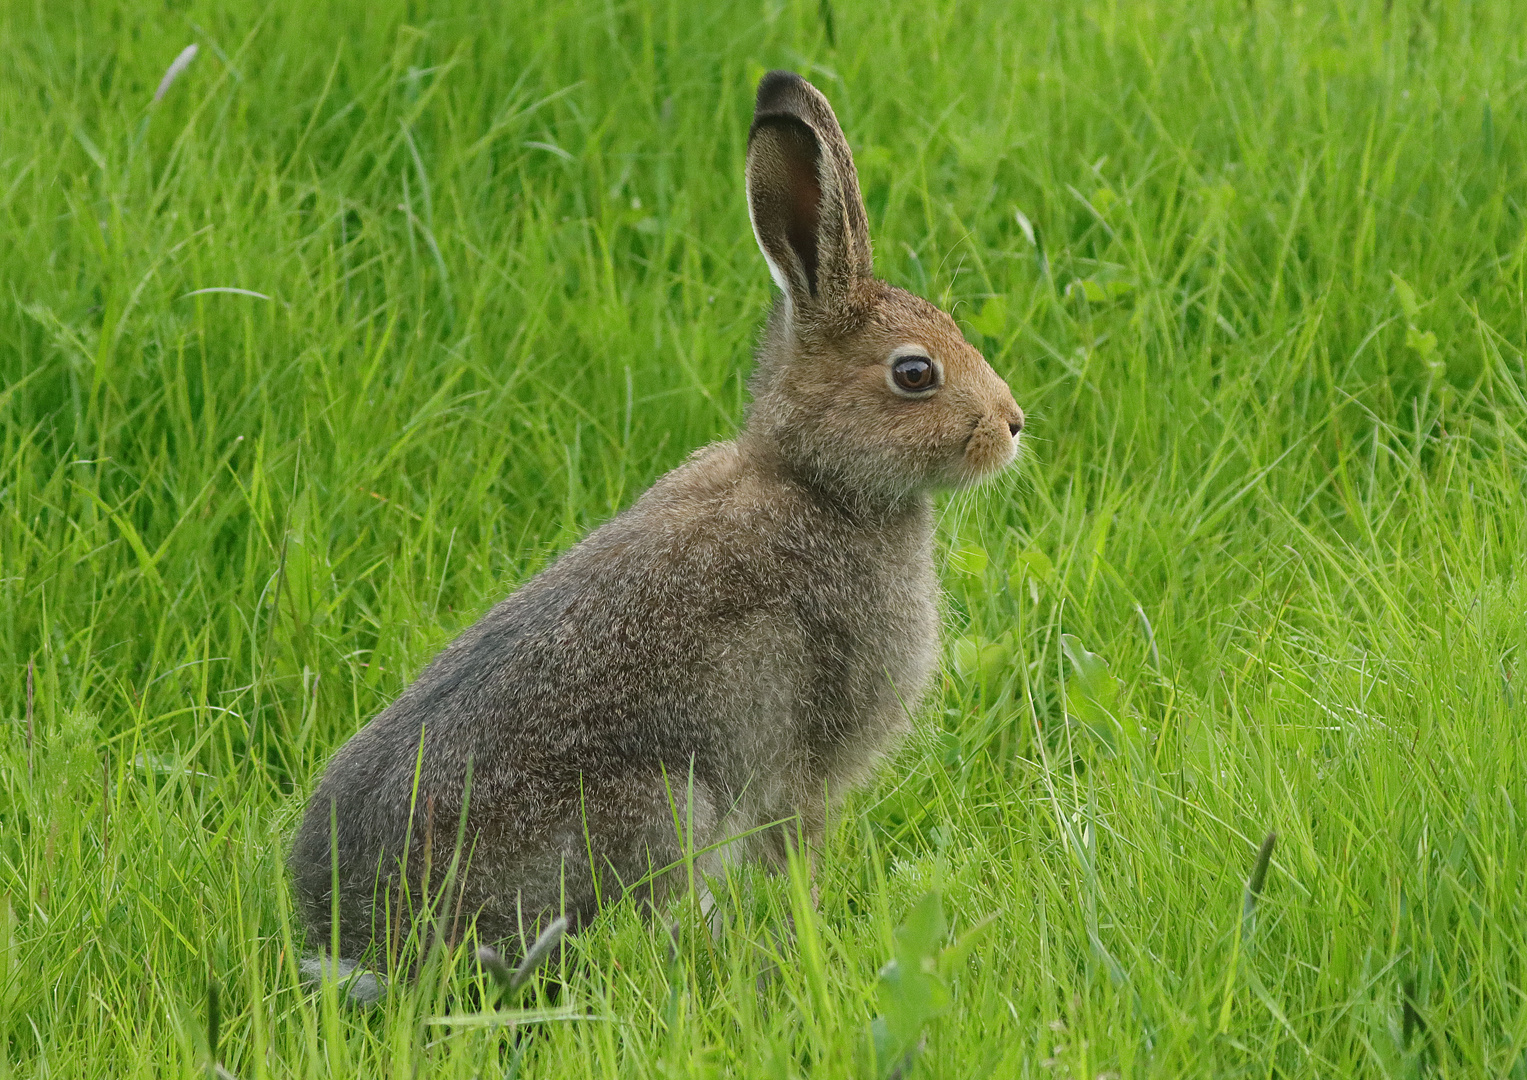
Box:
(288, 70), (1024, 980)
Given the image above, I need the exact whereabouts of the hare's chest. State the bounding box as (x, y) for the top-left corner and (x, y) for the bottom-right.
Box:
(859, 562), (941, 717)
(791, 549), (940, 772)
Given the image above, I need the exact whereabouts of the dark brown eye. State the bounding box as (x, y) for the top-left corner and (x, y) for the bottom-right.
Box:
(891, 355), (937, 393)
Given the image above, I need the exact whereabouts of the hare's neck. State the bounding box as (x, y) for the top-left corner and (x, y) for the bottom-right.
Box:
(811, 482), (931, 529)
(740, 432), (932, 528)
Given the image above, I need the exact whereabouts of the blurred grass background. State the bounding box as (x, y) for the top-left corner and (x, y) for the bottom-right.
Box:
(2, 0), (1526, 1075)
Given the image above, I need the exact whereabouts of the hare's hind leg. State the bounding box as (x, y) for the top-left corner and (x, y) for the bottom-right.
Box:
(460, 769), (726, 941)
(563, 767), (728, 924)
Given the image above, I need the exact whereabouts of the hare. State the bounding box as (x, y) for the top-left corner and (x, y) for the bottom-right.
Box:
(288, 70), (1024, 970)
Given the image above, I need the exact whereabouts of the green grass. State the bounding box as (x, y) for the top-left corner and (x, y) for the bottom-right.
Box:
(4, 0), (1527, 1075)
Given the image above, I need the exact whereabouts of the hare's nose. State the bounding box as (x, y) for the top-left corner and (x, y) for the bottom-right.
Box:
(1008, 407), (1025, 437)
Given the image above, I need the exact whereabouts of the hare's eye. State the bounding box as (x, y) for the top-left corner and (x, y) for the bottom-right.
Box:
(891, 355), (937, 393)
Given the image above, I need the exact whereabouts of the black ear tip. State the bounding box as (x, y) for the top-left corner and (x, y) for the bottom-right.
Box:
(755, 69), (811, 115)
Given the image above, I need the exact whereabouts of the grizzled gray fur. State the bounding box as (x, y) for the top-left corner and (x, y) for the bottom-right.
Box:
(287, 70), (1024, 965)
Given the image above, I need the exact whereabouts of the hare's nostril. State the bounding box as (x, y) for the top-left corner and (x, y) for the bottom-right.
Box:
(1008, 410), (1025, 437)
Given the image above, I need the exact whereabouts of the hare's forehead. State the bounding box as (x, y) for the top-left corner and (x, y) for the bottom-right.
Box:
(860, 295), (969, 356)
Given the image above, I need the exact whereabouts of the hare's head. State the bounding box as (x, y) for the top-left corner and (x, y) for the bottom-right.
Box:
(741, 71), (1023, 508)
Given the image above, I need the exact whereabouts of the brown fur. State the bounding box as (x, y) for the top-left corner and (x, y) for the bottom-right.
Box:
(287, 71), (1023, 964)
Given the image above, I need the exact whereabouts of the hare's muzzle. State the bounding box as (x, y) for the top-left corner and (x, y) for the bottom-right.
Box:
(961, 407), (1022, 479)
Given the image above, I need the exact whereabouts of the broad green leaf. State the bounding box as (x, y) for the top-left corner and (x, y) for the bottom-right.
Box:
(1010, 548), (1055, 585)
(1061, 634), (1122, 750)
(948, 542), (989, 576)
(938, 911), (1000, 979)
(1066, 277), (1134, 303)
(968, 296), (1008, 338)
(951, 636), (1012, 683)
(1060, 633), (1110, 691)
(894, 891), (948, 971)
(1391, 271), (1421, 321)
(1068, 278), (1108, 303)
(1405, 325), (1438, 359)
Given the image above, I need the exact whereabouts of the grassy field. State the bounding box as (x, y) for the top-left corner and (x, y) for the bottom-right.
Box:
(4, 0), (1527, 1075)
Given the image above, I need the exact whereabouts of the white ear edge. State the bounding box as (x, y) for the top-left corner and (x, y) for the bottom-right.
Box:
(744, 173), (794, 315)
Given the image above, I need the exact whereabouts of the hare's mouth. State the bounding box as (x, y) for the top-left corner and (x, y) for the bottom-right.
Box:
(957, 422), (1019, 482)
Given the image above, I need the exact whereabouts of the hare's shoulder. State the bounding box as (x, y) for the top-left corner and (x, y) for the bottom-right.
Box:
(599, 440), (822, 555)
(608, 439), (937, 599)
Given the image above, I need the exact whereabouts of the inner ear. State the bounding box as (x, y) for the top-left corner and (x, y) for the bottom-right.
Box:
(758, 116), (822, 296)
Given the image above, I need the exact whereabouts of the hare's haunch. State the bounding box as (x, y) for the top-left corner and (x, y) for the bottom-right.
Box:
(288, 71), (1024, 966)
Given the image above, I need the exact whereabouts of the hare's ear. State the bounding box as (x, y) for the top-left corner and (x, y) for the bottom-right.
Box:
(746, 71), (872, 316)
